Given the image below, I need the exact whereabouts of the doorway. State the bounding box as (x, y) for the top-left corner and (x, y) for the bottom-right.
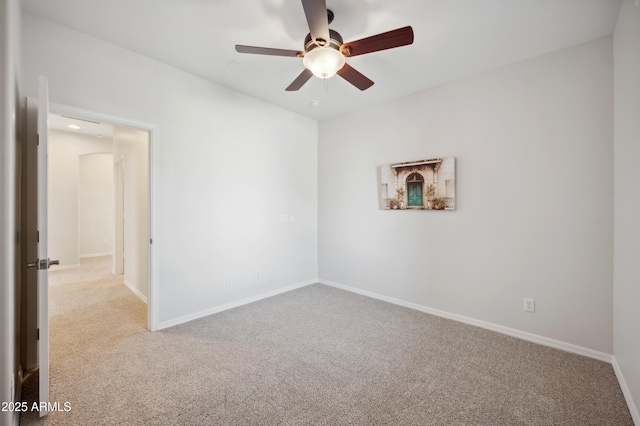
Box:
(48, 117), (150, 308)
(47, 104), (157, 330)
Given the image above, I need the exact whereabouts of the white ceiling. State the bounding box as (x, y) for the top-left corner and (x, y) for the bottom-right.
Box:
(48, 114), (114, 139)
(22, 0), (622, 121)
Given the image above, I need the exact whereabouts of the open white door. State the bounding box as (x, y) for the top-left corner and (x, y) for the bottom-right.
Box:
(25, 77), (53, 416)
(28, 76), (55, 417)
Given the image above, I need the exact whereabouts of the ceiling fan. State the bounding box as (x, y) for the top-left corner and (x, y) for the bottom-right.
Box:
(235, 0), (414, 91)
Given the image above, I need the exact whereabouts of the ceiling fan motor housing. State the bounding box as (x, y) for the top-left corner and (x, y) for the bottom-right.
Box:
(304, 29), (343, 54)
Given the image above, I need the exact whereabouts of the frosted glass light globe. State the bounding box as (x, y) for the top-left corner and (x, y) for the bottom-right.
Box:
(303, 47), (346, 79)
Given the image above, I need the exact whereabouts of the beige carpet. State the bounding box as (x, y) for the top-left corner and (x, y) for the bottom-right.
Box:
(20, 257), (633, 425)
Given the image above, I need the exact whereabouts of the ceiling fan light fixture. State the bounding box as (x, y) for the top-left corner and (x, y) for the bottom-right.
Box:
(234, 2), (413, 91)
(303, 47), (345, 79)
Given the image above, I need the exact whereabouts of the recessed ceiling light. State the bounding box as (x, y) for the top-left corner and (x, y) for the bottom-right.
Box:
(67, 124), (80, 130)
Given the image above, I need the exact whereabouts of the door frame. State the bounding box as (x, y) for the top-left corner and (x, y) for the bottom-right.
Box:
(49, 102), (160, 331)
(113, 158), (125, 276)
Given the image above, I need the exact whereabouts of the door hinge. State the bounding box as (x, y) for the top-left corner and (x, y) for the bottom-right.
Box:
(37, 134), (40, 146)
(37, 328), (39, 340)
(37, 231), (39, 243)
(150, 238), (153, 244)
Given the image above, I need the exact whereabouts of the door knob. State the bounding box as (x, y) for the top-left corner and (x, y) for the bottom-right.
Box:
(26, 258), (60, 270)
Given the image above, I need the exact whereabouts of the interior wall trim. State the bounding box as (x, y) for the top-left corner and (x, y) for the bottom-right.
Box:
(157, 279), (317, 330)
(612, 355), (640, 425)
(79, 252), (112, 259)
(318, 279), (613, 363)
(124, 280), (147, 305)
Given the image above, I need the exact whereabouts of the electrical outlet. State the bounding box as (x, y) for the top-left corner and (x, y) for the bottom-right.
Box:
(226, 276), (232, 286)
(524, 298), (535, 312)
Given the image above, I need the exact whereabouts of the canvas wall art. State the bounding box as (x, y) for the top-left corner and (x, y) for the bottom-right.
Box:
(379, 157), (456, 210)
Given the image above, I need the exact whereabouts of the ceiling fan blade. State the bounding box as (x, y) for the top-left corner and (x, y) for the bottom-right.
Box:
(301, 0), (330, 44)
(235, 45), (303, 57)
(342, 26), (414, 57)
(337, 63), (374, 91)
(286, 69), (314, 91)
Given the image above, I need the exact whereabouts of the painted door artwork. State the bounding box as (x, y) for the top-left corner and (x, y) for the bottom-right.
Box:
(379, 157), (456, 210)
(407, 181), (423, 206)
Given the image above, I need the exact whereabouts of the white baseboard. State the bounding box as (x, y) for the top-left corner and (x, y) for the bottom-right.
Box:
(158, 279), (317, 330)
(79, 252), (112, 259)
(50, 263), (80, 271)
(612, 356), (640, 425)
(319, 279), (612, 363)
(124, 280), (147, 304)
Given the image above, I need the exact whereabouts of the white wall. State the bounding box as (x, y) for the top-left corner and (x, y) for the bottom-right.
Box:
(48, 129), (113, 267)
(319, 37), (614, 354)
(613, 0), (640, 421)
(21, 13), (318, 326)
(113, 126), (148, 299)
(78, 153), (114, 257)
(0, 0), (21, 424)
